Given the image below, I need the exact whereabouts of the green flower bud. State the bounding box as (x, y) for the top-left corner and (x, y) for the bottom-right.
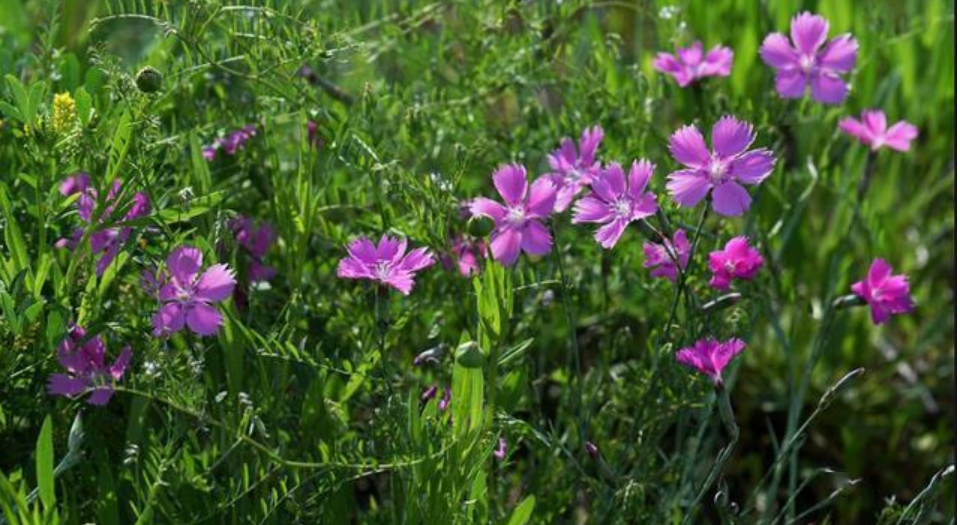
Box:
(467, 215), (494, 238)
(136, 67), (163, 93)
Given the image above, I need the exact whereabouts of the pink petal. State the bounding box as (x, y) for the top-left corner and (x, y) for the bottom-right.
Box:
(526, 177), (558, 218)
(810, 72), (848, 104)
(628, 160), (655, 200)
(48, 374), (86, 397)
(760, 33), (799, 69)
(110, 347), (132, 381)
(730, 149), (776, 185)
(399, 247), (435, 273)
(490, 228), (523, 266)
(579, 126), (604, 166)
(867, 259), (893, 288)
(87, 388), (115, 406)
(702, 46), (734, 76)
(711, 116), (755, 158)
(383, 271), (415, 295)
(376, 235), (404, 263)
(166, 246), (203, 285)
(521, 221), (552, 257)
(470, 198), (507, 222)
(493, 164), (528, 206)
(862, 110), (888, 136)
(152, 303), (185, 336)
(790, 12), (829, 54)
(186, 302), (224, 336)
(653, 53), (682, 74)
(819, 34), (858, 72)
(677, 42), (704, 65)
(711, 182), (752, 216)
(593, 163), (625, 203)
(669, 125), (710, 168)
(775, 69), (808, 99)
(595, 218), (628, 249)
(838, 117), (870, 143)
(666, 170), (711, 208)
(711, 338), (746, 373)
(337, 257), (374, 279)
(883, 122), (918, 152)
(194, 264), (237, 302)
(572, 196), (614, 224)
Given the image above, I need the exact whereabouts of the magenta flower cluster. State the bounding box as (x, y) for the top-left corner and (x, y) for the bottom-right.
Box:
(203, 125), (258, 161)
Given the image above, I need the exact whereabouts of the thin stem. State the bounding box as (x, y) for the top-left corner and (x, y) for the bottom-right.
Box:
(680, 385), (740, 525)
(662, 203), (710, 345)
(550, 224), (586, 449)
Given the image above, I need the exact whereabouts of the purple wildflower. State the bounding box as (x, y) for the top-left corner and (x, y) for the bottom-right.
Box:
(643, 229), (690, 282)
(57, 173), (151, 276)
(675, 338), (746, 386)
(666, 116), (776, 216)
(203, 125), (258, 161)
(572, 160), (659, 249)
(445, 234), (486, 277)
(439, 387), (451, 412)
(653, 41), (733, 87)
(148, 246), (237, 337)
(47, 324), (131, 406)
(547, 126), (604, 212)
(336, 235), (435, 295)
(838, 110), (918, 152)
(493, 437), (508, 461)
(760, 12), (858, 104)
(470, 164), (557, 266)
(307, 121), (323, 149)
(851, 259), (914, 325)
(707, 237), (765, 290)
(229, 216), (276, 283)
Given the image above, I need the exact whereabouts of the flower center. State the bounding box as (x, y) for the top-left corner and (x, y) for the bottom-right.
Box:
(612, 198), (632, 218)
(374, 261), (391, 280)
(724, 260), (736, 273)
(707, 158), (729, 182)
(506, 206), (526, 226)
(798, 54), (816, 73)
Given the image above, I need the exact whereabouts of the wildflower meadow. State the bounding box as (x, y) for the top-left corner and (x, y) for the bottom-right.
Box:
(0, 1), (956, 523)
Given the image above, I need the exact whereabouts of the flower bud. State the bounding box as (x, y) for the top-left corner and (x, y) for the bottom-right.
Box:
(832, 294), (867, 310)
(136, 66), (163, 93)
(467, 215), (494, 238)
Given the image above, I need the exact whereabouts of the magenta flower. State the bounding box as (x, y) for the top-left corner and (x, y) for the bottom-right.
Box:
(707, 237), (765, 290)
(493, 437), (508, 461)
(676, 338), (746, 386)
(546, 126), (604, 212)
(573, 160), (659, 249)
(643, 229), (690, 282)
(57, 173), (151, 276)
(148, 246), (237, 337)
(439, 387), (451, 412)
(47, 324), (131, 406)
(445, 234), (486, 277)
(470, 164), (557, 266)
(760, 12), (858, 104)
(337, 235), (435, 295)
(838, 110), (918, 152)
(851, 259), (914, 325)
(229, 216), (276, 283)
(666, 116), (776, 216)
(421, 385), (451, 413)
(653, 41), (733, 87)
(203, 125), (258, 161)
(307, 121), (323, 149)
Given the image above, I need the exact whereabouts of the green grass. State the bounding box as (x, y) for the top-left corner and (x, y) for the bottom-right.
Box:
(0, 0), (955, 523)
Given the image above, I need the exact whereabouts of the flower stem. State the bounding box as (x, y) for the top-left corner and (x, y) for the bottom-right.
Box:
(680, 385), (740, 525)
(550, 223), (586, 449)
(662, 203), (710, 345)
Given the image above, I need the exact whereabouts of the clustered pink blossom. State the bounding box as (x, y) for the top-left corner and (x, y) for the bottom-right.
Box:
(707, 237), (765, 290)
(666, 116), (776, 216)
(146, 246), (237, 337)
(572, 160), (659, 249)
(653, 41), (733, 87)
(838, 110), (918, 152)
(229, 216), (276, 283)
(547, 126), (603, 212)
(336, 235), (435, 294)
(47, 324), (131, 406)
(675, 338), (746, 386)
(643, 229), (690, 282)
(446, 234), (486, 277)
(760, 12), (858, 104)
(57, 173), (151, 276)
(851, 259), (914, 325)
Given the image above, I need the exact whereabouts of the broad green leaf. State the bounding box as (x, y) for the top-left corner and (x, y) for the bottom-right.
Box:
(36, 416), (55, 509)
(505, 495), (536, 525)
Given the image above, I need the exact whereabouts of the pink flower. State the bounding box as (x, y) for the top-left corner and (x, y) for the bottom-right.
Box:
(666, 116), (776, 216)
(707, 237), (765, 290)
(229, 216), (276, 283)
(149, 246), (237, 337)
(643, 229), (690, 282)
(653, 41), (733, 87)
(470, 164), (557, 266)
(760, 12), (858, 104)
(676, 338), (746, 386)
(337, 235), (435, 295)
(204, 125), (257, 160)
(573, 160), (659, 249)
(838, 110), (918, 152)
(493, 437), (508, 461)
(851, 259), (914, 325)
(447, 235), (486, 277)
(58, 173), (151, 276)
(546, 126), (604, 212)
(47, 324), (131, 406)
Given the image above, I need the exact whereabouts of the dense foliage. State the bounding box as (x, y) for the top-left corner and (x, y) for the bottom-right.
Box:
(0, 1), (955, 523)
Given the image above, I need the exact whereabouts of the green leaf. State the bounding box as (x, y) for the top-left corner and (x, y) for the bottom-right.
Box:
(504, 495), (536, 525)
(75, 87), (92, 127)
(36, 416), (55, 509)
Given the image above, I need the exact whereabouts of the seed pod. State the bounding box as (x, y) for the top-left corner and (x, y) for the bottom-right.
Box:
(136, 67), (163, 93)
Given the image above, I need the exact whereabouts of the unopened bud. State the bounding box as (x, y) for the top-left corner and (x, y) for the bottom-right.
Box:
(136, 67), (163, 93)
(467, 215), (494, 238)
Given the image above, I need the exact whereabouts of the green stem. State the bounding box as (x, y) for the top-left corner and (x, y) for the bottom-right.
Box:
(680, 385), (740, 525)
(550, 223), (586, 449)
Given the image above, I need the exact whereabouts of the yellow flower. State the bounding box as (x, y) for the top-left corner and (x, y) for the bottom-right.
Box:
(52, 92), (77, 135)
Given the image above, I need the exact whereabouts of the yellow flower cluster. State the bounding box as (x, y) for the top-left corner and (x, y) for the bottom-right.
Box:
(51, 92), (77, 135)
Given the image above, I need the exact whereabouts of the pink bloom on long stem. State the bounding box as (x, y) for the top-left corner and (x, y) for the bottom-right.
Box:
(643, 229), (690, 282)
(229, 216), (276, 282)
(149, 246), (236, 337)
(47, 324), (131, 406)
(470, 164), (557, 266)
(57, 173), (151, 276)
(707, 237), (765, 290)
(851, 259), (914, 325)
(666, 116), (776, 216)
(653, 41), (733, 87)
(547, 126), (604, 212)
(760, 12), (858, 104)
(447, 235), (486, 277)
(573, 160), (659, 249)
(675, 338), (746, 386)
(337, 235), (435, 295)
(838, 110), (918, 152)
